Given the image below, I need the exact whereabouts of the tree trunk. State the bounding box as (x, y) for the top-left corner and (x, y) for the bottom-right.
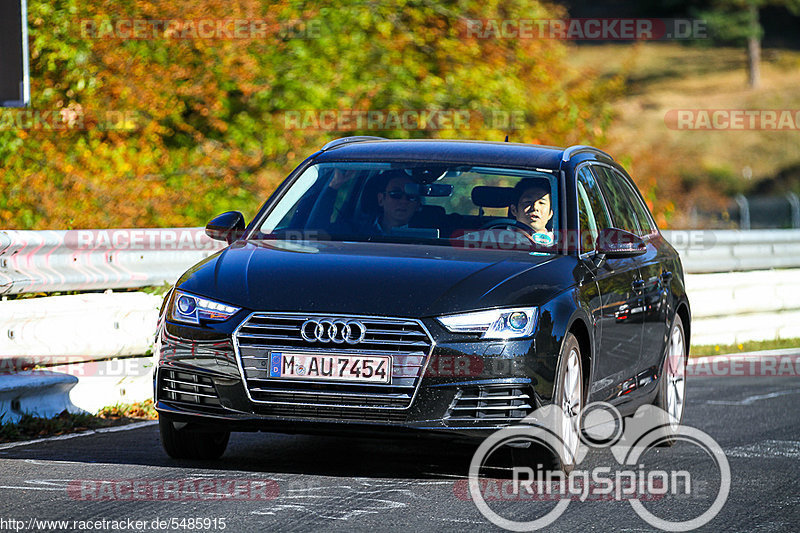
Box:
(747, 4), (761, 89)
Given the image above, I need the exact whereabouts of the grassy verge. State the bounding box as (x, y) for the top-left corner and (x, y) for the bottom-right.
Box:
(4, 284), (172, 300)
(567, 43), (800, 227)
(691, 337), (800, 357)
(0, 399), (158, 444)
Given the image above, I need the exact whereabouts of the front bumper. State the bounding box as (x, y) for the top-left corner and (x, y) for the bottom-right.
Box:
(154, 318), (559, 440)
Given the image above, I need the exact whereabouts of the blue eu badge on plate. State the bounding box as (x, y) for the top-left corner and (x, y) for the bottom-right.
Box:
(270, 352), (282, 377)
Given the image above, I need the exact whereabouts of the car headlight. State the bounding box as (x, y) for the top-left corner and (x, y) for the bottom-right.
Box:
(170, 290), (240, 325)
(436, 307), (537, 339)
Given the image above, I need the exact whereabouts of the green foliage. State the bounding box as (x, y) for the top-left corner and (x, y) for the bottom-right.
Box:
(696, 0), (800, 44)
(691, 337), (800, 357)
(0, 400), (157, 443)
(96, 398), (157, 419)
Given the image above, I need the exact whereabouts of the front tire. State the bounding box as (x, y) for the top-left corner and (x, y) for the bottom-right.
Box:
(510, 333), (584, 473)
(159, 415), (230, 460)
(553, 333), (584, 471)
(653, 314), (687, 446)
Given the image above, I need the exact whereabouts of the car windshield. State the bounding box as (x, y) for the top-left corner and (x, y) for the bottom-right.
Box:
(253, 162), (560, 252)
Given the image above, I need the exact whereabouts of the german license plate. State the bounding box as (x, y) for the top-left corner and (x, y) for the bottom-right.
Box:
(269, 352), (391, 384)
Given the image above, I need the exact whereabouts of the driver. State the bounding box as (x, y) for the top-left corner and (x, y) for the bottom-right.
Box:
(368, 171), (421, 234)
(509, 178), (554, 244)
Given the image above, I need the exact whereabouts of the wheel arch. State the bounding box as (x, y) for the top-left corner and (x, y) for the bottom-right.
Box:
(675, 301), (691, 356)
(566, 316), (592, 401)
(536, 290), (595, 404)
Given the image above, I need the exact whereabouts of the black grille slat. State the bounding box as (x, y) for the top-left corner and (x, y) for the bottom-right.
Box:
(161, 387), (219, 399)
(238, 345), (427, 357)
(257, 405), (408, 423)
(254, 392), (408, 408)
(244, 376), (416, 390)
(446, 385), (534, 425)
(158, 370), (223, 410)
(234, 313), (434, 409)
(237, 333), (299, 342)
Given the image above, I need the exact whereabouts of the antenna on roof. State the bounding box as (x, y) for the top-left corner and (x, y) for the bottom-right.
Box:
(504, 135), (509, 142)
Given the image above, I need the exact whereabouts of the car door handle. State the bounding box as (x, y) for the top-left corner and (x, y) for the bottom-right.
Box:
(631, 279), (645, 293)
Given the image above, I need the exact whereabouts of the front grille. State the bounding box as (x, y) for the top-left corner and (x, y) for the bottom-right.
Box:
(446, 385), (534, 425)
(158, 369), (225, 413)
(233, 313), (434, 409)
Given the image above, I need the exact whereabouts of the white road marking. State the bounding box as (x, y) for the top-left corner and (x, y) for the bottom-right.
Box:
(725, 440), (800, 459)
(247, 478), (453, 521)
(432, 517), (488, 525)
(0, 478), (75, 492)
(0, 420), (157, 451)
(251, 497), (407, 521)
(705, 388), (800, 406)
(0, 485), (63, 491)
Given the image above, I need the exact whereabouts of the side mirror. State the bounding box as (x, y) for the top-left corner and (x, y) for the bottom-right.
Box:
(595, 228), (646, 258)
(205, 211), (245, 244)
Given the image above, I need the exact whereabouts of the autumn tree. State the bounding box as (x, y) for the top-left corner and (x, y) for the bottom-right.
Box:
(699, 0), (800, 87)
(1, 0), (622, 230)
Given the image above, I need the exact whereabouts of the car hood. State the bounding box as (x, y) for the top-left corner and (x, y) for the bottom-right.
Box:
(176, 240), (577, 317)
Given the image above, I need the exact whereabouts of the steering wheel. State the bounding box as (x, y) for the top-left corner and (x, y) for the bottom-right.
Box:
(479, 218), (538, 244)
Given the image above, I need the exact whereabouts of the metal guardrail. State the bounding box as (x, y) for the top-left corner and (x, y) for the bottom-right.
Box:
(1, 228), (799, 295)
(0, 228), (224, 295)
(0, 292), (163, 369)
(662, 230), (800, 273)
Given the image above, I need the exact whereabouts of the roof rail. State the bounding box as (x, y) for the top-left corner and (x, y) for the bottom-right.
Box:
(321, 136), (386, 151)
(561, 145), (614, 162)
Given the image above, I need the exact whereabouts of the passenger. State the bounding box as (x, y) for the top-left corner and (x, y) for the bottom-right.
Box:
(509, 178), (555, 244)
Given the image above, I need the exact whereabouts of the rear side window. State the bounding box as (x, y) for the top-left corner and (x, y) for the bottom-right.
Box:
(577, 166), (612, 253)
(619, 177), (658, 235)
(593, 166), (641, 235)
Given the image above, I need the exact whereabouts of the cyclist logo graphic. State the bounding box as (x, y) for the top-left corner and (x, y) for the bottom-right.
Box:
(468, 402), (730, 531)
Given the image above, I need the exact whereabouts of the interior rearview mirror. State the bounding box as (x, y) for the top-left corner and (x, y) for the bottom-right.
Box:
(405, 182), (453, 198)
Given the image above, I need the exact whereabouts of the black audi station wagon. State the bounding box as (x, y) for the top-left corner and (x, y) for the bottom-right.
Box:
(154, 138), (690, 463)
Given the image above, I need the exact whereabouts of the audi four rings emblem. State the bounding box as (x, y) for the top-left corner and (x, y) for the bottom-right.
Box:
(300, 319), (366, 344)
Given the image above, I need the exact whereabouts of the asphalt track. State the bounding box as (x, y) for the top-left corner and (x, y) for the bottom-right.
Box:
(0, 374), (798, 532)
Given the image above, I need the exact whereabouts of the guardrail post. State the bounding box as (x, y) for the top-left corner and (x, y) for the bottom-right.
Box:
(735, 194), (750, 230)
(787, 192), (800, 229)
